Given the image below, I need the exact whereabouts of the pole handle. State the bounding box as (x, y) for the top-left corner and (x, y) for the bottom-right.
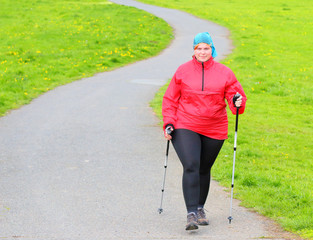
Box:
(232, 93), (241, 105)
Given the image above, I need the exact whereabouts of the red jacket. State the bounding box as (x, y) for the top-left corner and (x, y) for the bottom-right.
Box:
(162, 56), (247, 140)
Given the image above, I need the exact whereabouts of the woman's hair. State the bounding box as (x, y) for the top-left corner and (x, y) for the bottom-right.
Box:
(194, 43), (212, 50)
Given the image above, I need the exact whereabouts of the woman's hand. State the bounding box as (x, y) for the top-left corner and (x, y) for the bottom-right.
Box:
(234, 92), (242, 108)
(164, 125), (174, 140)
(164, 131), (172, 140)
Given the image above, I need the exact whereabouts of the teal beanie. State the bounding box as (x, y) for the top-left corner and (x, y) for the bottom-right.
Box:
(193, 32), (217, 58)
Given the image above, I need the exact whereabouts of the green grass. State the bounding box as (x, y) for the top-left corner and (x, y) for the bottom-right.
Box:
(143, 0), (313, 238)
(0, 0), (173, 116)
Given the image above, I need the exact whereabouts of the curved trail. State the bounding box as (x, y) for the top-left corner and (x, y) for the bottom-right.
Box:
(0, 0), (299, 239)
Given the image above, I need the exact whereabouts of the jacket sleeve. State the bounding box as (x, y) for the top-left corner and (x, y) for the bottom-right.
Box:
(162, 72), (181, 130)
(224, 70), (247, 115)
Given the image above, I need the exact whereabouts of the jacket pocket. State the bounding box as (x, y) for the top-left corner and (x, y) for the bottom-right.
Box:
(180, 90), (226, 118)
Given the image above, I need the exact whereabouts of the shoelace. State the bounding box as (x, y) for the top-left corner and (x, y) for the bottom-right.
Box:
(197, 208), (206, 219)
(187, 212), (197, 222)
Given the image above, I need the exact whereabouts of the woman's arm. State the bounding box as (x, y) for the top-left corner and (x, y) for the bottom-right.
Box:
(162, 72), (182, 129)
(224, 71), (247, 114)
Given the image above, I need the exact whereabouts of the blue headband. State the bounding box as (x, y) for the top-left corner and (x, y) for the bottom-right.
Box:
(193, 32), (217, 58)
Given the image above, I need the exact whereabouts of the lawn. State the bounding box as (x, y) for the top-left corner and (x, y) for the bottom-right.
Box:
(143, 0), (313, 238)
(0, 0), (173, 116)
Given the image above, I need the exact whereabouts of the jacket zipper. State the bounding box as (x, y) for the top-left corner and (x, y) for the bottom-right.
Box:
(202, 62), (204, 91)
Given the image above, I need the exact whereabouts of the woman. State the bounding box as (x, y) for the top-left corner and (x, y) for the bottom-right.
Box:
(162, 32), (247, 231)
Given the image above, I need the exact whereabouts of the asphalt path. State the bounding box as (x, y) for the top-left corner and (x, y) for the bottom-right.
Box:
(0, 0), (300, 239)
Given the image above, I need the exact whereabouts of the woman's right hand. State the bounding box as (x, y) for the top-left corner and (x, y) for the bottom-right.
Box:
(164, 125), (174, 140)
(164, 131), (172, 140)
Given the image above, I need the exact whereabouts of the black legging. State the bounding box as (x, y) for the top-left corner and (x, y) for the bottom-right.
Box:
(171, 129), (224, 213)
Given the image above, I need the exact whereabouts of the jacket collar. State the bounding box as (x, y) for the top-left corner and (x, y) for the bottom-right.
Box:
(192, 55), (214, 69)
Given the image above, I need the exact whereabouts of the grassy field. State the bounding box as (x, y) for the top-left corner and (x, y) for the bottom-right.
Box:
(0, 0), (173, 116)
(143, 0), (313, 239)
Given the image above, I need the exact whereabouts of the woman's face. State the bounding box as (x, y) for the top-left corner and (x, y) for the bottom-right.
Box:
(194, 43), (212, 62)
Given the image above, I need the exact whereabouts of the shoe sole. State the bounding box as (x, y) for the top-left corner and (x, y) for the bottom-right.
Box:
(185, 222), (199, 231)
(198, 219), (209, 225)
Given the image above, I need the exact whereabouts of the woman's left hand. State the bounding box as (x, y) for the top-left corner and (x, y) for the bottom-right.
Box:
(234, 93), (242, 108)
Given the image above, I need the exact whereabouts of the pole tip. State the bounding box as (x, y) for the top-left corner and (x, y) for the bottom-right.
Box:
(158, 208), (163, 214)
(228, 216), (233, 224)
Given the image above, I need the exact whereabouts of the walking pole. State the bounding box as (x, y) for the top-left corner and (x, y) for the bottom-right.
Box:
(158, 127), (173, 214)
(228, 94), (241, 224)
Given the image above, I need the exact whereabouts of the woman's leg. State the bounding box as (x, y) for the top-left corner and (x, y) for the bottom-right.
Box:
(198, 136), (224, 207)
(171, 129), (201, 214)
